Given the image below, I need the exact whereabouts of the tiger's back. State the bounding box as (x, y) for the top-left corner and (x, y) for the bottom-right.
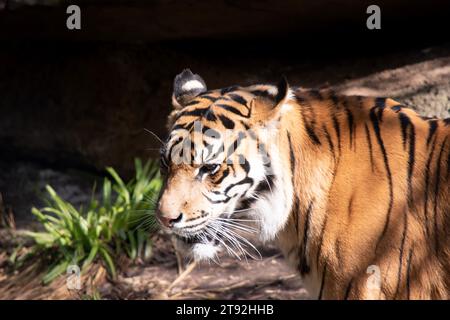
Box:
(277, 88), (450, 299)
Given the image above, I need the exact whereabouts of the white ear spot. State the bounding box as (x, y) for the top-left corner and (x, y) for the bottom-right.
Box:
(267, 86), (278, 96)
(173, 69), (207, 106)
(182, 80), (205, 92)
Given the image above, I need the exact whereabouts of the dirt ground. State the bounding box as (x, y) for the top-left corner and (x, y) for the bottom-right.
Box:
(0, 230), (307, 300)
(101, 235), (308, 300)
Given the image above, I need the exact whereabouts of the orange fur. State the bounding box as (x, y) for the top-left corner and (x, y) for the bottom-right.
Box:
(274, 89), (449, 299)
(160, 77), (450, 299)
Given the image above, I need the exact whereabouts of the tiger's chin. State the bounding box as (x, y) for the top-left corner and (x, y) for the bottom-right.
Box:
(173, 233), (222, 262)
(191, 242), (221, 261)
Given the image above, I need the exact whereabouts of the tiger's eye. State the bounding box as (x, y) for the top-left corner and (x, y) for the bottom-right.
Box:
(200, 164), (220, 175)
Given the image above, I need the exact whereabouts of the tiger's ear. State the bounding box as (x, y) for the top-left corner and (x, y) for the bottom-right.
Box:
(274, 76), (290, 106)
(172, 69), (207, 109)
(250, 76), (291, 124)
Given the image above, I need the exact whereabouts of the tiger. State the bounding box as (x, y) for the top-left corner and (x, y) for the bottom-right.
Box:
(156, 69), (450, 300)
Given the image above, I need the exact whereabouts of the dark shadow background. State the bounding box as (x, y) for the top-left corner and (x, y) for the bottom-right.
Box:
(0, 1), (449, 224)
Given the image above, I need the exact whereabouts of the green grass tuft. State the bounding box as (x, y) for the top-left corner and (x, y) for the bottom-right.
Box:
(21, 158), (162, 284)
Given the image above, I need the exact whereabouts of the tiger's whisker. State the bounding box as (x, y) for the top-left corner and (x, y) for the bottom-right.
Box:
(143, 128), (164, 145)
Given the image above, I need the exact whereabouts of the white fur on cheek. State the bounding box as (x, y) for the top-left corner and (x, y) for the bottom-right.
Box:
(182, 80), (205, 91)
(247, 131), (294, 242)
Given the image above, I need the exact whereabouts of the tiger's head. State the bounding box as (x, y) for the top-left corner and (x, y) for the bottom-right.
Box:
(156, 69), (295, 261)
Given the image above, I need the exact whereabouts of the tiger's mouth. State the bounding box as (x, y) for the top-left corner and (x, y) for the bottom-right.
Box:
(171, 213), (225, 244)
(173, 226), (222, 261)
(174, 231), (219, 245)
(172, 216), (261, 261)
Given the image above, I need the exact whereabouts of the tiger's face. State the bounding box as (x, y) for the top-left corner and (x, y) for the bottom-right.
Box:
(157, 69), (293, 260)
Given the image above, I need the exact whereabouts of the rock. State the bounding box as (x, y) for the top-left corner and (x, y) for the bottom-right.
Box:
(335, 56), (450, 118)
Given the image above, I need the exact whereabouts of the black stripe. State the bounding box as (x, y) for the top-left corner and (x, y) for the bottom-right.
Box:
(224, 177), (254, 195)
(316, 214), (329, 269)
(426, 120), (438, 146)
(242, 121), (251, 132)
(309, 89), (323, 100)
(356, 96), (364, 109)
(215, 104), (250, 118)
(287, 131), (299, 237)
(167, 136), (183, 162)
(300, 100), (321, 145)
(318, 264), (327, 300)
(205, 109), (217, 121)
(424, 136), (438, 237)
(347, 194), (355, 218)
(391, 105), (402, 112)
(343, 101), (355, 148)
(171, 121), (194, 132)
(364, 123), (375, 172)
(236, 196), (257, 211)
(200, 95), (219, 102)
(299, 201), (313, 275)
(203, 193), (231, 204)
(190, 140), (196, 160)
(332, 114), (342, 157)
(407, 125), (416, 207)
(375, 97), (386, 108)
(228, 93), (247, 106)
(287, 131), (296, 174)
(406, 249), (413, 299)
(399, 113), (416, 206)
(202, 139), (214, 159)
(323, 125), (336, 163)
(295, 94), (307, 104)
(225, 133), (245, 161)
(239, 155), (250, 173)
(205, 142), (224, 162)
(218, 114), (235, 129)
(370, 107), (394, 252)
(220, 86), (239, 95)
(177, 107), (210, 119)
(296, 93), (322, 144)
(250, 89), (270, 97)
(329, 92), (339, 106)
(214, 168), (229, 184)
(291, 196), (300, 242)
(399, 113), (410, 150)
(305, 125), (321, 145)
(184, 99), (201, 107)
(344, 279), (353, 300)
(202, 125), (221, 138)
(394, 208), (408, 299)
(253, 178), (271, 194)
(433, 137), (447, 253)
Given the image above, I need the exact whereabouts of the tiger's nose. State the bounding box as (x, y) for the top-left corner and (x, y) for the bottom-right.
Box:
(157, 211), (183, 228)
